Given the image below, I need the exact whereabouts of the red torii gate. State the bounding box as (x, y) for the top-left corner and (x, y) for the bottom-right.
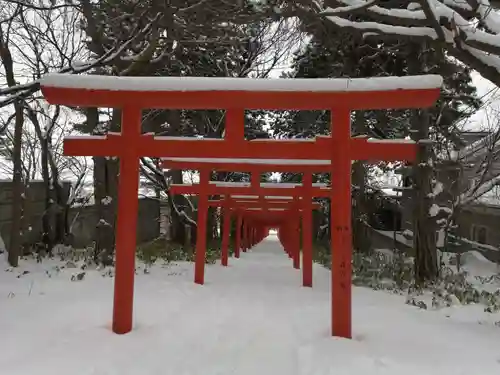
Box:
(40, 73), (441, 338)
(174, 180), (328, 280)
(162, 158), (328, 287)
(213, 195), (320, 274)
(225, 204), (298, 260)
(235, 207), (306, 265)
(169, 179), (328, 286)
(208, 195), (319, 268)
(162, 158), (331, 287)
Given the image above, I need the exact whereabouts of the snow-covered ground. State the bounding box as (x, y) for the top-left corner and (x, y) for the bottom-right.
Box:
(1, 235), (500, 375)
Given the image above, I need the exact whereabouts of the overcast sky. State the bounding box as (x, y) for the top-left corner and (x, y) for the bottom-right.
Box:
(465, 73), (500, 131)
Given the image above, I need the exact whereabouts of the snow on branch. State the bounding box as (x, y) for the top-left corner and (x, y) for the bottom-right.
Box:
(457, 173), (500, 206)
(317, 0), (500, 86)
(0, 11), (162, 108)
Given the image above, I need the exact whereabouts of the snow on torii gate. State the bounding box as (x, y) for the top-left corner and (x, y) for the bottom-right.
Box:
(40, 73), (442, 338)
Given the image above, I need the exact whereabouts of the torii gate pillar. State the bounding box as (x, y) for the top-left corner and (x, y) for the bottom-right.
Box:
(330, 109), (352, 338)
(302, 172), (313, 287)
(221, 197), (231, 267)
(194, 169), (209, 285)
(235, 213), (242, 258)
(112, 107), (142, 334)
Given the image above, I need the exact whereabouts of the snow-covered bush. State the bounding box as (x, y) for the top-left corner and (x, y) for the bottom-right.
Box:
(314, 244), (500, 313)
(352, 250), (413, 291)
(136, 237), (222, 266)
(54, 243), (96, 264)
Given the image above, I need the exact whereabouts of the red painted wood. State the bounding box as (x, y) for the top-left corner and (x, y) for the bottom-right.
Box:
(45, 76), (440, 339)
(194, 170), (209, 285)
(112, 106), (142, 335)
(302, 173), (313, 288)
(170, 185), (331, 198)
(330, 109), (353, 339)
(207, 199), (320, 210)
(292, 196), (301, 270)
(235, 214), (242, 259)
(42, 86), (440, 110)
(221, 197), (231, 267)
(65, 135), (418, 162)
(162, 160), (330, 173)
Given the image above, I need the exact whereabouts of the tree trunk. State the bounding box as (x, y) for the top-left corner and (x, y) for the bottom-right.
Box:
(166, 110), (188, 245)
(169, 169), (187, 245)
(24, 105), (59, 255)
(408, 43), (438, 284)
(8, 103), (25, 266)
(93, 156), (119, 265)
(206, 207), (217, 242)
(88, 108), (119, 266)
(50, 159), (67, 245)
(40, 136), (54, 254)
(1, 28), (25, 267)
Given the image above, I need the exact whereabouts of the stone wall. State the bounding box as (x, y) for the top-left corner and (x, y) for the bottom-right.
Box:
(0, 181), (160, 249)
(69, 198), (161, 248)
(0, 180), (70, 246)
(456, 204), (500, 250)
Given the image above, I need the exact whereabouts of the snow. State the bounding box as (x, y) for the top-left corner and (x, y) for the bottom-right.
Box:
(1, 235), (500, 374)
(450, 131), (498, 162)
(429, 203), (440, 217)
(163, 157), (331, 165)
(457, 174), (500, 206)
(41, 73), (443, 92)
(205, 181), (329, 188)
(457, 236), (500, 252)
(256, 138), (315, 142)
(477, 0), (500, 34)
(429, 181), (444, 198)
(407, 2), (421, 10)
(155, 136), (223, 142)
(324, 14), (439, 40)
(366, 138), (415, 144)
(232, 195), (294, 200)
(443, 249), (500, 287)
(324, 0), (427, 20)
(65, 135), (108, 140)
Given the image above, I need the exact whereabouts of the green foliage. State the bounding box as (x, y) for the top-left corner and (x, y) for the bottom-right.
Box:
(312, 241), (331, 270)
(313, 246), (500, 314)
(274, 15), (481, 259)
(273, 26), (481, 145)
(137, 237), (225, 265)
(312, 238), (500, 314)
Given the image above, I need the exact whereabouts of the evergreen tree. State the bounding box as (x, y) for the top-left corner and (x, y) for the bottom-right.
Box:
(271, 17), (481, 271)
(72, 0), (277, 257)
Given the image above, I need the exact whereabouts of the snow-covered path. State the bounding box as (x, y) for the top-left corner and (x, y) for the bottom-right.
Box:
(1, 234), (500, 375)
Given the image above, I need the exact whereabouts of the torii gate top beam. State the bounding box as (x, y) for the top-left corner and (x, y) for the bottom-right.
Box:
(162, 157), (331, 172)
(208, 199), (321, 210)
(41, 74), (441, 110)
(169, 181), (331, 197)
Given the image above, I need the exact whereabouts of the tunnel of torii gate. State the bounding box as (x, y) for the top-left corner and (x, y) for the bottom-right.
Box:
(161, 158), (332, 288)
(167, 176), (324, 287)
(210, 195), (322, 274)
(40, 72), (442, 339)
